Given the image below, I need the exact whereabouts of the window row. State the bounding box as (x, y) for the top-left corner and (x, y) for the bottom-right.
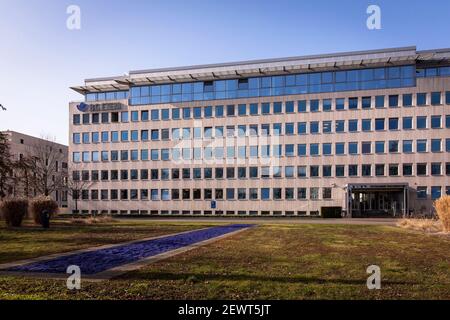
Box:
(75, 91), (450, 125)
(72, 139), (450, 162)
(74, 185), (449, 201)
(72, 162), (450, 181)
(73, 115), (450, 144)
(73, 187), (335, 201)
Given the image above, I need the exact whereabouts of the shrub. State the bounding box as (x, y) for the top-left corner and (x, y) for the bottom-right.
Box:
(434, 195), (450, 232)
(0, 198), (28, 227)
(29, 196), (59, 225)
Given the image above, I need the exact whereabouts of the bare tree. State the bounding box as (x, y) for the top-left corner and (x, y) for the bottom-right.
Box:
(0, 132), (13, 199)
(28, 135), (67, 198)
(66, 171), (94, 214)
(12, 155), (35, 198)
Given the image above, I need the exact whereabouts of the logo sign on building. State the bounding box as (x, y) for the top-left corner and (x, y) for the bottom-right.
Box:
(76, 102), (124, 112)
(211, 201), (216, 209)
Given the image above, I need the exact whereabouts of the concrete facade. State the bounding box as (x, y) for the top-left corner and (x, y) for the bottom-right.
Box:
(2, 131), (68, 207)
(68, 47), (450, 217)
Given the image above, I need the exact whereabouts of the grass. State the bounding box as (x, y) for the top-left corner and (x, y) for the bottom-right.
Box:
(0, 221), (449, 300)
(0, 219), (216, 264)
(397, 218), (445, 234)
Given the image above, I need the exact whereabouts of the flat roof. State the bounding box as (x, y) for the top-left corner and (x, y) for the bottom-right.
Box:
(71, 46), (450, 94)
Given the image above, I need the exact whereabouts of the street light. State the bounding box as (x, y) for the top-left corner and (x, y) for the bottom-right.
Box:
(0, 104), (6, 111)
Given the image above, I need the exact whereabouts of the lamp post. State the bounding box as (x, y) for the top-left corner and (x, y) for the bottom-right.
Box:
(0, 104), (6, 111)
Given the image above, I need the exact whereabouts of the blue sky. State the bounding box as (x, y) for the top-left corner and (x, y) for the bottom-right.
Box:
(0, 0), (449, 144)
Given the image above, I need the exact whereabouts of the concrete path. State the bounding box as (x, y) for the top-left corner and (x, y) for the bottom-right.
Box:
(0, 224), (254, 281)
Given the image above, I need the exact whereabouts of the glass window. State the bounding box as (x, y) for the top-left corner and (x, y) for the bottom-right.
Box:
(417, 139), (427, 153)
(362, 119), (371, 131)
(362, 142), (371, 154)
(323, 121), (332, 133)
(310, 100), (319, 112)
(417, 116), (427, 129)
(389, 140), (399, 153)
(417, 187), (427, 199)
(431, 115), (441, 129)
(431, 139), (442, 152)
(375, 96), (385, 108)
(403, 94), (412, 107)
(298, 100), (307, 112)
(389, 95), (399, 107)
(403, 117), (413, 130)
(348, 120), (358, 132)
(261, 188), (270, 200)
(335, 143), (345, 155)
(297, 144), (307, 156)
(286, 101), (295, 113)
(273, 102), (282, 113)
(335, 120), (345, 132)
(375, 118), (385, 131)
(431, 186), (441, 200)
(310, 121), (319, 134)
(403, 140), (413, 153)
(431, 92), (441, 105)
(389, 118), (399, 130)
(336, 98), (345, 110)
(323, 143), (332, 155)
(348, 97), (358, 109)
(362, 96), (371, 109)
(417, 93), (427, 106)
(298, 122), (307, 135)
(375, 141), (385, 154)
(348, 142), (358, 155)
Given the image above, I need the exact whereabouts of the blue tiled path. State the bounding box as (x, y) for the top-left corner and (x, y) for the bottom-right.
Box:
(6, 224), (253, 275)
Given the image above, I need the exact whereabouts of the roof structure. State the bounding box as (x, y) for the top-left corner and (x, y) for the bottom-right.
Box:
(71, 46), (450, 94)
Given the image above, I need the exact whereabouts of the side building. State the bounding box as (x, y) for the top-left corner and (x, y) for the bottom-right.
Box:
(2, 130), (69, 207)
(69, 46), (450, 217)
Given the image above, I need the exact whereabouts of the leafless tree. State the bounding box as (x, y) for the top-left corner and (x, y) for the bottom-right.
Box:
(0, 132), (13, 199)
(27, 135), (67, 198)
(12, 155), (35, 198)
(66, 169), (95, 214)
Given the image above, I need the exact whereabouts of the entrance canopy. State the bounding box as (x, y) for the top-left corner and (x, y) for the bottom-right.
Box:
(346, 183), (408, 218)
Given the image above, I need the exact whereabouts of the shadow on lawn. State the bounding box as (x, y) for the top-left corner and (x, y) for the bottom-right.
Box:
(118, 271), (417, 286)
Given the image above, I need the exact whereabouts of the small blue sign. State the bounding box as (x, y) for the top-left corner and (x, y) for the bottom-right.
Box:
(76, 102), (89, 112)
(211, 201), (216, 209)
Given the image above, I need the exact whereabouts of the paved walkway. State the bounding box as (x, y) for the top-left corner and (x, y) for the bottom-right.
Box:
(0, 224), (253, 280)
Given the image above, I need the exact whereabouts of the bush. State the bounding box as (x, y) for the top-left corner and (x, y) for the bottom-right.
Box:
(434, 195), (450, 232)
(30, 196), (59, 225)
(0, 198), (29, 227)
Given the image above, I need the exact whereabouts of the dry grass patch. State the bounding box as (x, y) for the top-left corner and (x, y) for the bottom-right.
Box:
(397, 219), (445, 234)
(67, 216), (118, 225)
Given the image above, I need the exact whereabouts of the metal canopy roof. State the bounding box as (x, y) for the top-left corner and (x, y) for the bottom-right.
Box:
(70, 46), (450, 94)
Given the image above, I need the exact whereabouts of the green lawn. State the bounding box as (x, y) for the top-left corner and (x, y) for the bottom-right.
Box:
(0, 221), (449, 300)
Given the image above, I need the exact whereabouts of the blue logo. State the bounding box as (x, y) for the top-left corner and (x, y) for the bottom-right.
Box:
(76, 102), (89, 112)
(211, 201), (216, 209)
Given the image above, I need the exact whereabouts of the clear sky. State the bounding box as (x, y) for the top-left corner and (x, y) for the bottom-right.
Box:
(0, 0), (449, 144)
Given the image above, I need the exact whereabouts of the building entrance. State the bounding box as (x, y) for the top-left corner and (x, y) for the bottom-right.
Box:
(347, 184), (408, 218)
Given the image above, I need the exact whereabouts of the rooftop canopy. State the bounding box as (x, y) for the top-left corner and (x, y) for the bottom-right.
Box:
(71, 46), (450, 94)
